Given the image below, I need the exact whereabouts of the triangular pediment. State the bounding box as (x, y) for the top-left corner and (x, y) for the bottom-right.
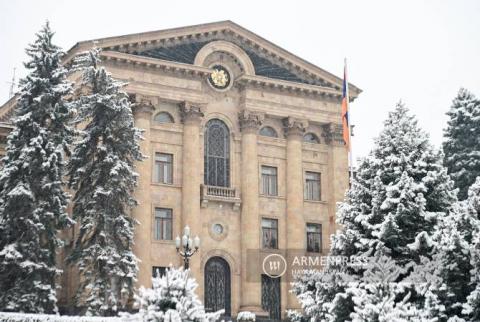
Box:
(66, 21), (361, 96)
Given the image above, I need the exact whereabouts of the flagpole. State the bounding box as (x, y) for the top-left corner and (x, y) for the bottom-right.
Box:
(345, 58), (354, 185)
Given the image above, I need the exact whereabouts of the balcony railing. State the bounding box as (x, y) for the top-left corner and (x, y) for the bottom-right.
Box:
(200, 184), (241, 210)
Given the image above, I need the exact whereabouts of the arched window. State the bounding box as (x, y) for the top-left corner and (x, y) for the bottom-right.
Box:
(304, 133), (320, 144)
(204, 119), (230, 187)
(259, 126), (278, 138)
(154, 112), (174, 124)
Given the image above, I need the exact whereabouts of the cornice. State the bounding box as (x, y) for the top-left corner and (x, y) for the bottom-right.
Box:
(235, 74), (346, 101)
(100, 51), (212, 78)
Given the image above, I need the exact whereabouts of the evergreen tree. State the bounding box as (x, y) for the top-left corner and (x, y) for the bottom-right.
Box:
(291, 103), (456, 321)
(443, 88), (480, 200)
(462, 177), (480, 321)
(67, 49), (143, 316)
(0, 22), (74, 313)
(125, 267), (223, 322)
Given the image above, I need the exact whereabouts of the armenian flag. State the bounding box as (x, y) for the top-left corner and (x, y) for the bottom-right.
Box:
(341, 60), (350, 149)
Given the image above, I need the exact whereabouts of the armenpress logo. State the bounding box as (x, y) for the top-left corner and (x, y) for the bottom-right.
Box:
(262, 253), (287, 278)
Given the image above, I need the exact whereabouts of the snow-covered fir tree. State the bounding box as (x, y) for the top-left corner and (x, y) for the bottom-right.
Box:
(461, 177), (480, 321)
(0, 22), (74, 313)
(443, 88), (480, 200)
(67, 49), (143, 316)
(125, 266), (223, 322)
(290, 103), (457, 321)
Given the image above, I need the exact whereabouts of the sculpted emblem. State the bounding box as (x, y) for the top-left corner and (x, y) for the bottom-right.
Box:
(209, 65), (230, 89)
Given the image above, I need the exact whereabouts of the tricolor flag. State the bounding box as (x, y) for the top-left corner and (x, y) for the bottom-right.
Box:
(341, 60), (350, 149)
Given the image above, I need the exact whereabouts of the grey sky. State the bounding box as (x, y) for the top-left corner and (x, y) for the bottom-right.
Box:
(1, 0), (479, 160)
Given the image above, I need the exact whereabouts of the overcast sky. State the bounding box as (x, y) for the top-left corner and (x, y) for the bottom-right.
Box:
(1, 0), (479, 159)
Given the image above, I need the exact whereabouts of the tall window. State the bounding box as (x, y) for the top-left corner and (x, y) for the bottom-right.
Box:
(204, 119), (230, 187)
(261, 166), (278, 196)
(306, 223), (322, 253)
(262, 218), (278, 249)
(154, 153), (173, 184)
(305, 171), (321, 201)
(154, 208), (172, 240)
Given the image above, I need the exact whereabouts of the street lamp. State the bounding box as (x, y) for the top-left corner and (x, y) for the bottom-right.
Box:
(175, 225), (200, 269)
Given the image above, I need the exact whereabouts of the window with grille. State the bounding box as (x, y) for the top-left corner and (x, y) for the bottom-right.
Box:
(154, 208), (172, 240)
(305, 171), (321, 201)
(204, 119), (230, 187)
(152, 266), (167, 277)
(306, 223), (322, 253)
(262, 218), (278, 249)
(154, 153), (173, 184)
(261, 166), (278, 196)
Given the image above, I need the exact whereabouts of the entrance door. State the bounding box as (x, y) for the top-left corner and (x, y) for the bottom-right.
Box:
(204, 257), (231, 316)
(261, 274), (281, 321)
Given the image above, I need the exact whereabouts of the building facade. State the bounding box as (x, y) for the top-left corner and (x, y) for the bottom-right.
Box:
(0, 21), (360, 320)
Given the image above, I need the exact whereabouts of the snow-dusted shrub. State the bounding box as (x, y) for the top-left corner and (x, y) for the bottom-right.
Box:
(0, 312), (135, 321)
(236, 311), (255, 321)
(124, 266), (222, 322)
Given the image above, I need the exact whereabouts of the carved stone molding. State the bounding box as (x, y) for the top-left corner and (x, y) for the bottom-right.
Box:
(132, 96), (155, 116)
(180, 101), (205, 124)
(238, 110), (264, 133)
(322, 122), (345, 146)
(283, 117), (308, 138)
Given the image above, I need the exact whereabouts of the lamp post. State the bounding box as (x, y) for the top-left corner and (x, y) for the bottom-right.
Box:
(175, 225), (200, 269)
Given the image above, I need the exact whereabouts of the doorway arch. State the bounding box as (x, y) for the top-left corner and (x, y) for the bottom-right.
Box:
(204, 256), (231, 316)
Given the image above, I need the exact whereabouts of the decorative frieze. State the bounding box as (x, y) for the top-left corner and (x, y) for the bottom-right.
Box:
(283, 117), (308, 138)
(132, 96), (155, 116)
(180, 101), (205, 124)
(322, 122), (345, 146)
(238, 110), (264, 132)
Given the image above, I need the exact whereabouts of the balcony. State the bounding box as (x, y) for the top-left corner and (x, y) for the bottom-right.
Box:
(200, 184), (241, 211)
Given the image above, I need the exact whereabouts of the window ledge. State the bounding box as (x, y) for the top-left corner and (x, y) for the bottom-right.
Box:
(260, 248), (282, 254)
(304, 199), (328, 204)
(152, 239), (176, 245)
(260, 194), (286, 200)
(151, 182), (181, 188)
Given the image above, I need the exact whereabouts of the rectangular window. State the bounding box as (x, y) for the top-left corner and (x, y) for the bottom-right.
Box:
(262, 218), (278, 249)
(305, 171), (321, 201)
(154, 153), (173, 184)
(152, 266), (167, 278)
(154, 208), (172, 240)
(306, 223), (322, 253)
(261, 166), (278, 196)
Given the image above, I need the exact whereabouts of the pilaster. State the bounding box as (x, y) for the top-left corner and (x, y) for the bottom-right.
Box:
(323, 122), (349, 236)
(238, 110), (266, 315)
(180, 101), (205, 278)
(283, 117), (308, 310)
(132, 97), (155, 288)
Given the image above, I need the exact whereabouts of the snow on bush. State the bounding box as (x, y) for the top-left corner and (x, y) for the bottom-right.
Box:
(236, 311), (255, 321)
(0, 312), (135, 321)
(123, 266), (223, 322)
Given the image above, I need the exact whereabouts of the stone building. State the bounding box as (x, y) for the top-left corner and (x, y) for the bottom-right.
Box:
(0, 21), (360, 320)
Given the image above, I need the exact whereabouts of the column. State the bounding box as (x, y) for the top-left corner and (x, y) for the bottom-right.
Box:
(283, 117), (308, 310)
(238, 110), (266, 314)
(132, 98), (155, 288)
(180, 101), (204, 277)
(324, 123), (349, 237)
